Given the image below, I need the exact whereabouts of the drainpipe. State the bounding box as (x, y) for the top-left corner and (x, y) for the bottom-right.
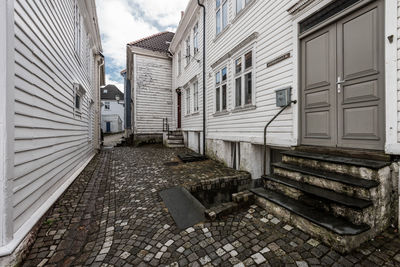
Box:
(197, 0), (206, 156)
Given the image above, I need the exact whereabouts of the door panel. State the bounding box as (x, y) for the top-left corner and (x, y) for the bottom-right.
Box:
(301, 1), (384, 150)
(337, 2), (384, 150)
(301, 25), (337, 147)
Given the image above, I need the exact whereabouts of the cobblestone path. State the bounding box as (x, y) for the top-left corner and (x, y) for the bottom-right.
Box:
(22, 145), (400, 267)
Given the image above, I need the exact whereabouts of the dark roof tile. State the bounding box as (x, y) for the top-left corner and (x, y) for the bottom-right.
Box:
(128, 31), (175, 53)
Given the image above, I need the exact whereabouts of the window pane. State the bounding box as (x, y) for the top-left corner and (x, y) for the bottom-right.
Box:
(216, 72), (221, 85)
(235, 58), (242, 74)
(245, 0), (251, 5)
(222, 2), (228, 29)
(216, 0), (221, 8)
(236, 0), (243, 13)
(222, 67), (227, 81)
(216, 87), (221, 112)
(245, 51), (252, 69)
(235, 77), (242, 107)
(216, 10), (221, 34)
(245, 72), (252, 104)
(75, 94), (80, 109)
(222, 84), (227, 110)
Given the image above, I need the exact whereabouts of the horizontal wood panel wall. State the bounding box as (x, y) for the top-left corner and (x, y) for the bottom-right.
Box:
(204, 0), (294, 145)
(172, 7), (204, 132)
(13, 0), (96, 233)
(135, 54), (172, 134)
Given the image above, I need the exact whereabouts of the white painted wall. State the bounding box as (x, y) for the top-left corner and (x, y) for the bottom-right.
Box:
(101, 100), (124, 132)
(133, 51), (173, 135)
(101, 114), (123, 133)
(0, 0), (15, 249)
(0, 0), (103, 258)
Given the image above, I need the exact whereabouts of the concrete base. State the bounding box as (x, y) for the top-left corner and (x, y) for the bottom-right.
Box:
(134, 133), (162, 145)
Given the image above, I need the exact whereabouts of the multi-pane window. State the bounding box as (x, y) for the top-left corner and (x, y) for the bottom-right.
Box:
(193, 81), (199, 112)
(74, 0), (81, 56)
(215, 67), (227, 112)
(186, 87), (191, 115)
(178, 51), (182, 75)
(216, 0), (228, 35)
(235, 50), (253, 107)
(236, 0), (253, 14)
(185, 36), (191, 65)
(193, 23), (199, 54)
(105, 102), (110, 110)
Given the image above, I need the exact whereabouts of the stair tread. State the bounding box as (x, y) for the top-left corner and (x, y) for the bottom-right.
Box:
(273, 162), (379, 189)
(282, 150), (391, 170)
(251, 188), (370, 236)
(263, 174), (372, 209)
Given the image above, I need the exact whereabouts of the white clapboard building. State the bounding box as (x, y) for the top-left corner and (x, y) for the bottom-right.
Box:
(171, 0), (400, 252)
(0, 0), (104, 264)
(170, 4), (205, 153)
(125, 32), (175, 144)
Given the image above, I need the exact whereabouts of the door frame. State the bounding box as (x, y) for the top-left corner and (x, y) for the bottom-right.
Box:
(176, 88), (182, 129)
(291, 0), (398, 154)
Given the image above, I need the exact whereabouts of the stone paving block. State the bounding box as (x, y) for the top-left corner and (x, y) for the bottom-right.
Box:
(19, 146), (400, 267)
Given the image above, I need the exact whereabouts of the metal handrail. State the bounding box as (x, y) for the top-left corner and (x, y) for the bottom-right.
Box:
(263, 100), (297, 176)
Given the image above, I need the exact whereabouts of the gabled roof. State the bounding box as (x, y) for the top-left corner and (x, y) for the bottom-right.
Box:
(128, 31), (175, 53)
(101, 84), (124, 100)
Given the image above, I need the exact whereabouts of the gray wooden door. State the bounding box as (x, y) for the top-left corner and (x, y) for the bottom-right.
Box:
(301, 1), (384, 150)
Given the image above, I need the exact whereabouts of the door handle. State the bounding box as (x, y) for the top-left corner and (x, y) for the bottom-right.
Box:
(337, 77), (346, 93)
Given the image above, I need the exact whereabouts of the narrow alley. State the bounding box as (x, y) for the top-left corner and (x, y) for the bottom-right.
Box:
(22, 145), (400, 267)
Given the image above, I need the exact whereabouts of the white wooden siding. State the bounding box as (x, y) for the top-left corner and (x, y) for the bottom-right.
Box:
(204, 0), (295, 146)
(397, 0), (400, 142)
(134, 54), (172, 134)
(13, 0), (97, 233)
(172, 7), (204, 132)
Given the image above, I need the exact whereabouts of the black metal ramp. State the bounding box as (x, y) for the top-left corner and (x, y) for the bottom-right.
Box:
(177, 152), (207, 163)
(159, 186), (205, 230)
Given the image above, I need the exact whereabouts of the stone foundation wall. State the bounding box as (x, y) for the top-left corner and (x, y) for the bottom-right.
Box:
(134, 133), (162, 145)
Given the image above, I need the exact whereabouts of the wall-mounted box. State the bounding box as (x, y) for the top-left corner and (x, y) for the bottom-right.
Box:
(275, 87), (292, 107)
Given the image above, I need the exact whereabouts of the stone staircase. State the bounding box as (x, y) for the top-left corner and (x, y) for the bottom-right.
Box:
(251, 149), (396, 253)
(165, 130), (184, 148)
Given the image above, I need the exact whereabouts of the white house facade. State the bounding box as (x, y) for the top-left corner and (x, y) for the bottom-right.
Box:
(0, 0), (104, 264)
(100, 85), (125, 133)
(125, 32), (175, 144)
(171, 0), (400, 252)
(170, 4), (205, 153)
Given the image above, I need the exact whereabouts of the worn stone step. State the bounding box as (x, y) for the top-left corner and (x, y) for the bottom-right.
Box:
(273, 162), (379, 189)
(282, 150), (391, 170)
(263, 174), (372, 209)
(168, 135), (184, 140)
(167, 139), (184, 144)
(168, 144), (185, 148)
(251, 187), (370, 236)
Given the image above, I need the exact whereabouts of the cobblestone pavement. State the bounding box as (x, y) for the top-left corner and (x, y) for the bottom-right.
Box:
(103, 133), (125, 147)
(22, 145), (400, 267)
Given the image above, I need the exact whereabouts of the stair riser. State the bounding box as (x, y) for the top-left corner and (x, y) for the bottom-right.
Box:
(273, 167), (372, 200)
(167, 140), (184, 144)
(255, 196), (376, 253)
(265, 180), (374, 226)
(168, 136), (184, 140)
(283, 155), (382, 181)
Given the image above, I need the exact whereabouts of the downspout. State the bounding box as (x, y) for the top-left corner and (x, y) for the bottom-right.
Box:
(97, 55), (105, 149)
(197, 0), (206, 156)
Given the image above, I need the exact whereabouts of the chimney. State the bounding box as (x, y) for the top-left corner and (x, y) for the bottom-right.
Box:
(181, 11), (185, 19)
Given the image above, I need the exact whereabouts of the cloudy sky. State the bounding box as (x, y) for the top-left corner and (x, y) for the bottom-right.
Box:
(96, 0), (189, 92)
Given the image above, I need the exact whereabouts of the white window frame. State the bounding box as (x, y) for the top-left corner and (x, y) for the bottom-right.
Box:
(74, 0), (81, 58)
(193, 81), (199, 112)
(178, 51), (182, 75)
(216, 0), (228, 35)
(185, 87), (191, 115)
(215, 66), (227, 113)
(88, 100), (93, 141)
(73, 83), (85, 115)
(234, 48), (254, 108)
(185, 36), (191, 66)
(236, 0), (254, 14)
(193, 22), (199, 54)
(104, 101), (110, 110)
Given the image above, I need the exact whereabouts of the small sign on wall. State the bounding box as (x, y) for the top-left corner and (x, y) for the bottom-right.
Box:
(267, 52), (291, 68)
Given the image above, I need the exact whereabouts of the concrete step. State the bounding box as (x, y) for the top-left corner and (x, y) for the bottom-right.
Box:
(167, 139), (184, 145)
(168, 144), (185, 148)
(251, 187), (371, 253)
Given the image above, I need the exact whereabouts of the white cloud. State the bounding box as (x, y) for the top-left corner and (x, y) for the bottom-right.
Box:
(106, 74), (124, 92)
(97, 0), (189, 70)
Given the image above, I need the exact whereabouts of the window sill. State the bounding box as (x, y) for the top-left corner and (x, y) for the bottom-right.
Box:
(232, 104), (256, 113)
(213, 24), (231, 43)
(232, 0), (257, 25)
(213, 110), (229, 117)
(185, 111), (200, 117)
